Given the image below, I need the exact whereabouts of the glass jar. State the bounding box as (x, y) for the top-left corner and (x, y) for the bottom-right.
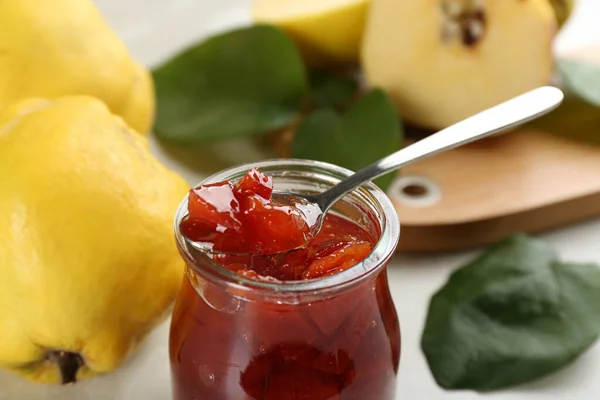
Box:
(169, 159), (401, 400)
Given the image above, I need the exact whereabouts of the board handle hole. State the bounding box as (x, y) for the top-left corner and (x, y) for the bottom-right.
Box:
(401, 184), (428, 197)
(389, 175), (442, 208)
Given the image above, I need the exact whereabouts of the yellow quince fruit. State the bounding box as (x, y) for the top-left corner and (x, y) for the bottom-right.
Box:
(252, 0), (370, 66)
(362, 0), (557, 129)
(0, 96), (189, 384)
(0, 0), (155, 134)
(547, 0), (576, 27)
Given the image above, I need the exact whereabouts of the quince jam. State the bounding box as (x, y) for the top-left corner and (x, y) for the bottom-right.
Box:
(180, 168), (374, 281)
(170, 168), (400, 400)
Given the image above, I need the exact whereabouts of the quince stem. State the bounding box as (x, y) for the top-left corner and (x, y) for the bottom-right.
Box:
(48, 351), (84, 384)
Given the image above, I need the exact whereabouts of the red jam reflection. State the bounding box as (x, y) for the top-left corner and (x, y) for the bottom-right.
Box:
(170, 168), (400, 400)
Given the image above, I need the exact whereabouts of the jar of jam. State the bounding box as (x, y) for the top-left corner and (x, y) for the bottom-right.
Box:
(169, 159), (401, 400)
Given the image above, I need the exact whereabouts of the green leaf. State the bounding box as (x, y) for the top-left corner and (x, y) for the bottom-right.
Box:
(421, 234), (600, 392)
(557, 58), (600, 106)
(309, 70), (359, 110)
(152, 25), (308, 143)
(525, 58), (600, 146)
(525, 94), (600, 145)
(291, 89), (403, 190)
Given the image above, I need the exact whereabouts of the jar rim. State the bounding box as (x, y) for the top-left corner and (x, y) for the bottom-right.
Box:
(174, 159), (401, 295)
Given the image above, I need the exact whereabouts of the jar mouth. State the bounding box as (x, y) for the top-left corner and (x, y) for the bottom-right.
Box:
(174, 159), (400, 295)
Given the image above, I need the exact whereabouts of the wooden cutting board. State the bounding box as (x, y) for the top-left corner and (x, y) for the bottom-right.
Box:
(389, 47), (600, 252)
(389, 129), (600, 252)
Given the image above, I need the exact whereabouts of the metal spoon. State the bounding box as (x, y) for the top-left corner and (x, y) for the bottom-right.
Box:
(288, 86), (565, 237)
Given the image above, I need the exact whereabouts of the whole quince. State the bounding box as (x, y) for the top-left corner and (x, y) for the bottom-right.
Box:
(252, 0), (370, 66)
(0, 0), (154, 134)
(547, 0), (576, 27)
(0, 96), (189, 384)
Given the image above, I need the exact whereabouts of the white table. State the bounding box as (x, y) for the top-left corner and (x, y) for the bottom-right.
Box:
(1, 1), (600, 399)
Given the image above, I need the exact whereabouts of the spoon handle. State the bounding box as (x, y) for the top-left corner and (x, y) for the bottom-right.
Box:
(316, 86), (564, 212)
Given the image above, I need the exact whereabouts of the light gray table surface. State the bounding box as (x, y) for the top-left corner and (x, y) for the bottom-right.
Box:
(1, 1), (599, 399)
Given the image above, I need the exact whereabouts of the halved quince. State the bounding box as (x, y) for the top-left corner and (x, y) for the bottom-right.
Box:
(361, 0), (557, 129)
